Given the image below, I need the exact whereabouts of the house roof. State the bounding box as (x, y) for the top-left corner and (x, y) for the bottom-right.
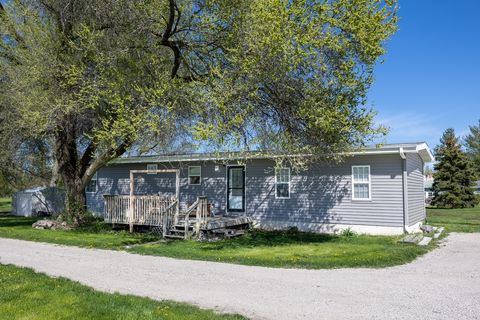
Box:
(110, 142), (434, 165)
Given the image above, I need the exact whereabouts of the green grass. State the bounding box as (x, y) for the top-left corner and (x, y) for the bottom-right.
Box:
(0, 264), (244, 320)
(0, 215), (156, 249)
(129, 229), (432, 269)
(0, 197), (12, 213)
(0, 214), (433, 269)
(426, 206), (480, 232)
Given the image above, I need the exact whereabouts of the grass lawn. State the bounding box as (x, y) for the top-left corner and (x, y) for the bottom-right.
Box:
(0, 215), (156, 249)
(0, 264), (244, 320)
(129, 229), (432, 269)
(426, 206), (480, 232)
(0, 197), (12, 213)
(0, 214), (433, 269)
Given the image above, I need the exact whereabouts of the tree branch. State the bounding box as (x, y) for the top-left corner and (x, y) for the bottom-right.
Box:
(0, 3), (25, 46)
(79, 142), (96, 177)
(81, 138), (133, 189)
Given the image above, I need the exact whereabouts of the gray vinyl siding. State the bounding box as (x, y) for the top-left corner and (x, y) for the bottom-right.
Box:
(406, 153), (426, 225)
(87, 162), (227, 215)
(87, 154), (406, 228)
(246, 155), (404, 227)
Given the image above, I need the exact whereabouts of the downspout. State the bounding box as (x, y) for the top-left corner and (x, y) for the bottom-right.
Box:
(399, 147), (408, 233)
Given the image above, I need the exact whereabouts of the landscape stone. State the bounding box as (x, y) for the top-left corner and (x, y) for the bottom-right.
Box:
(399, 233), (423, 244)
(32, 220), (71, 230)
(420, 225), (435, 233)
(418, 236), (432, 246)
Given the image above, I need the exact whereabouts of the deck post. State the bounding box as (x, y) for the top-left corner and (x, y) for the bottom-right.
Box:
(162, 213), (167, 238)
(126, 168), (180, 233)
(195, 196), (207, 237)
(129, 171), (134, 233)
(175, 169), (180, 222)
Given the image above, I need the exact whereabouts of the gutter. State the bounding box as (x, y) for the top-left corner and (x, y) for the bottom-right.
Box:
(400, 147), (408, 233)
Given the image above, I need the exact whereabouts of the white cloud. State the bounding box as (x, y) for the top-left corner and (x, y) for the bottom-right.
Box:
(374, 112), (444, 147)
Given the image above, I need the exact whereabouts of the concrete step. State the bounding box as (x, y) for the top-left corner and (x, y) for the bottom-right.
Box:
(418, 236), (432, 246)
(433, 227), (445, 239)
(399, 233), (423, 244)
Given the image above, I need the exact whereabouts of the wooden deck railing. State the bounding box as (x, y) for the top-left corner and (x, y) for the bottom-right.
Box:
(104, 195), (178, 228)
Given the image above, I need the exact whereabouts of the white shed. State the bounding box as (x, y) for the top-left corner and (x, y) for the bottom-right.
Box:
(12, 187), (65, 217)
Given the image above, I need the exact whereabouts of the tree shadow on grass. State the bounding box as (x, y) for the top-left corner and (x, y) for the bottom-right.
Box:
(193, 229), (341, 251)
(0, 215), (38, 228)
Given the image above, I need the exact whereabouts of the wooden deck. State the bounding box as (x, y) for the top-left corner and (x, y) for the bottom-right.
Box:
(104, 194), (252, 239)
(104, 195), (177, 227)
(201, 216), (253, 231)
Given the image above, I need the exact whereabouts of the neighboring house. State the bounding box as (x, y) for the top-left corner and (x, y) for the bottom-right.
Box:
(475, 181), (480, 195)
(424, 177), (480, 200)
(424, 175), (434, 203)
(86, 142), (434, 235)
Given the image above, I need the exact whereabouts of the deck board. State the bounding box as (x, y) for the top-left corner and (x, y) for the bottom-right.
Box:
(202, 216), (253, 230)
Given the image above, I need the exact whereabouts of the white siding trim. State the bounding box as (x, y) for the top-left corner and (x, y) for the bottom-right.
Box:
(254, 220), (405, 236)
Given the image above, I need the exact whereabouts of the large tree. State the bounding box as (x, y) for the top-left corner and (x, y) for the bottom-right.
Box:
(432, 128), (478, 208)
(0, 0), (398, 223)
(465, 119), (480, 175)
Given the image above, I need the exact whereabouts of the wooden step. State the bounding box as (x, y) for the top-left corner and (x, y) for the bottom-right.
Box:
(172, 224), (195, 229)
(164, 234), (186, 239)
(169, 229), (185, 234)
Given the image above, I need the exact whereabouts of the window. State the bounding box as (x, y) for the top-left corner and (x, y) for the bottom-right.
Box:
(147, 164), (158, 174)
(352, 165), (371, 200)
(275, 168), (290, 199)
(86, 172), (97, 193)
(188, 166), (201, 185)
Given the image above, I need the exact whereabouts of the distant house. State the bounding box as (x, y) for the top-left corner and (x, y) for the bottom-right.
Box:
(86, 142), (434, 236)
(424, 175), (434, 203)
(475, 181), (480, 195)
(424, 177), (480, 201)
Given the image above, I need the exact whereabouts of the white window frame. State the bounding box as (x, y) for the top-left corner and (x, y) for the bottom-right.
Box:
(86, 172), (98, 193)
(188, 166), (201, 185)
(351, 165), (371, 201)
(147, 164), (158, 174)
(275, 167), (291, 199)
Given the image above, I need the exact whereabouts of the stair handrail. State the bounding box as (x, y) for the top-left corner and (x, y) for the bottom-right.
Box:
(162, 199), (178, 237)
(183, 198), (199, 239)
(195, 196), (208, 237)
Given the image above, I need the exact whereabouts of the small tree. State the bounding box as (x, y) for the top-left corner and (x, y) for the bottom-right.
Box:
(465, 119), (480, 175)
(432, 128), (478, 208)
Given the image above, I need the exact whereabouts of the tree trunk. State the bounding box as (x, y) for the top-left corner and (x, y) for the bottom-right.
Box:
(63, 178), (87, 225)
(53, 116), (133, 226)
(54, 125), (88, 225)
(49, 157), (59, 187)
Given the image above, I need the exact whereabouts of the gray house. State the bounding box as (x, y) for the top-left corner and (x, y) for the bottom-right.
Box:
(86, 142), (434, 235)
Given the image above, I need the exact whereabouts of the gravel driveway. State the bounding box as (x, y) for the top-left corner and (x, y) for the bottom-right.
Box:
(1, 233), (479, 320)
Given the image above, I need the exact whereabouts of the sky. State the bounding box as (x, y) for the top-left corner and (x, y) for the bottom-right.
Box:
(369, 0), (480, 150)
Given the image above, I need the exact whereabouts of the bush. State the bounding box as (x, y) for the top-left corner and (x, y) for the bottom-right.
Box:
(340, 227), (356, 237)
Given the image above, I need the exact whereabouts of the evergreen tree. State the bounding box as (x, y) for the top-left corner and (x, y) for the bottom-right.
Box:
(432, 128), (478, 208)
(465, 120), (480, 175)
